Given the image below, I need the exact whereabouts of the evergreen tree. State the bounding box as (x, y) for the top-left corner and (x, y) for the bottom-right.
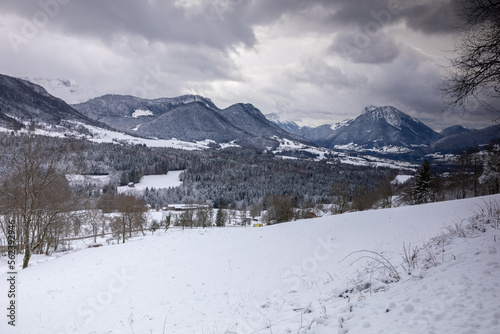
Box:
(164, 214), (171, 231)
(412, 160), (433, 204)
(119, 171), (128, 186)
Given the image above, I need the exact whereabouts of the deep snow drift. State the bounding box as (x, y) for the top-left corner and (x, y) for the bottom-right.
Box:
(1, 195), (499, 334)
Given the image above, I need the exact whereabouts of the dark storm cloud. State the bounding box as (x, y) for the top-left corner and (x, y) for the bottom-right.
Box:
(0, 0), (258, 50)
(328, 0), (459, 34)
(403, 0), (461, 34)
(368, 47), (442, 111)
(0, 0), (332, 51)
(362, 46), (497, 130)
(0, 0), (460, 52)
(325, 0), (461, 65)
(285, 57), (367, 88)
(329, 32), (401, 64)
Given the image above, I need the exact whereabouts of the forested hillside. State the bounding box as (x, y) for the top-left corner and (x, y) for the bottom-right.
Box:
(1, 132), (498, 218)
(0, 133), (396, 210)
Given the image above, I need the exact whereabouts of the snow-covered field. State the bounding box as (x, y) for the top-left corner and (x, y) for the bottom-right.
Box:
(392, 174), (413, 185)
(117, 171), (184, 193)
(1, 195), (499, 334)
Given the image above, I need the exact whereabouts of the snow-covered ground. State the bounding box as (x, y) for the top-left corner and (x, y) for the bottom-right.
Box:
(0, 123), (215, 151)
(117, 171), (184, 193)
(334, 143), (414, 154)
(131, 109), (154, 118)
(66, 174), (112, 187)
(1, 195), (499, 334)
(271, 136), (417, 170)
(392, 174), (413, 185)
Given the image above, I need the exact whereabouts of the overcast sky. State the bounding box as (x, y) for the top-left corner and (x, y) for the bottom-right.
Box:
(0, 0), (497, 130)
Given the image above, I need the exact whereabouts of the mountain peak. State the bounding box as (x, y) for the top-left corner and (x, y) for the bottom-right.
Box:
(358, 105), (421, 131)
(160, 94), (215, 107)
(363, 105), (378, 113)
(320, 105), (442, 153)
(363, 105), (403, 116)
(440, 124), (474, 138)
(265, 113), (301, 133)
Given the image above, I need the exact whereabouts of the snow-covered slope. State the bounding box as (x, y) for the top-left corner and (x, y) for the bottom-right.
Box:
(340, 222), (500, 334)
(271, 136), (417, 170)
(1, 195), (499, 334)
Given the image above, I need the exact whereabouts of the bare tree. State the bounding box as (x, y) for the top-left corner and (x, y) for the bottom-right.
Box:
(249, 203), (262, 219)
(110, 216), (123, 244)
(0, 134), (75, 268)
(238, 208), (248, 226)
(180, 209), (195, 229)
(448, 149), (481, 198)
(227, 209), (237, 225)
(215, 206), (227, 227)
(81, 203), (107, 243)
(264, 195), (294, 224)
(330, 181), (350, 214)
(114, 194), (148, 242)
(195, 205), (211, 228)
(479, 143), (500, 193)
(97, 193), (115, 213)
(442, 0), (500, 117)
(377, 179), (394, 208)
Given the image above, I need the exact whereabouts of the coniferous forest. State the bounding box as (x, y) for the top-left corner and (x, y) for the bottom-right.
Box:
(2, 132), (499, 216)
(0, 132), (397, 210)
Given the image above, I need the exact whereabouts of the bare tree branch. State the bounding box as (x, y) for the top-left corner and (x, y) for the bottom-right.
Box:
(441, 0), (500, 118)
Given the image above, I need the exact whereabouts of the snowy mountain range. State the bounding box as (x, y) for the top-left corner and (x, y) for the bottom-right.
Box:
(72, 94), (310, 149)
(269, 106), (441, 154)
(2, 73), (498, 157)
(0, 74), (312, 150)
(268, 106), (499, 156)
